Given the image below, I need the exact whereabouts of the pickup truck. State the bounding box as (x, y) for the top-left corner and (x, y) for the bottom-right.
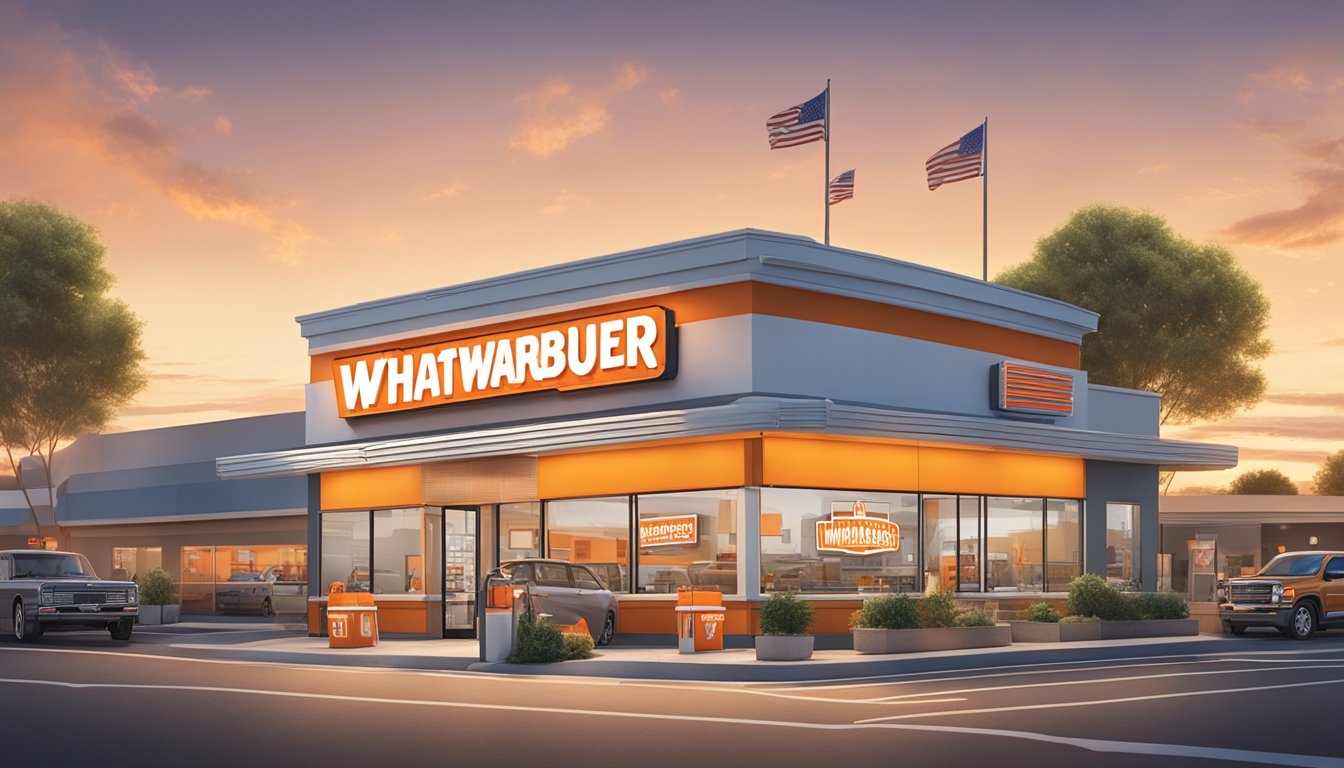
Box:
(0, 549), (139, 641)
(1220, 551), (1344, 640)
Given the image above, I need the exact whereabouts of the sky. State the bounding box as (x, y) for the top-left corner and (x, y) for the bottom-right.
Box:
(1, 0), (1342, 493)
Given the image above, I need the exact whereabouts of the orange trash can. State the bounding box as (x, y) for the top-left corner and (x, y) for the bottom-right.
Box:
(675, 589), (725, 654)
(327, 592), (379, 649)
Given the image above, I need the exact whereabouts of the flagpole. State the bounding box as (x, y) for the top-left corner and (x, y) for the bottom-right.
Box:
(824, 79), (831, 246)
(982, 116), (988, 281)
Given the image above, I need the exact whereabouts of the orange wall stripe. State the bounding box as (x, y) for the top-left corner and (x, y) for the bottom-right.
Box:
(763, 437), (921, 491)
(537, 439), (749, 499)
(320, 465), (424, 511)
(917, 446), (1084, 498)
(310, 282), (1079, 383)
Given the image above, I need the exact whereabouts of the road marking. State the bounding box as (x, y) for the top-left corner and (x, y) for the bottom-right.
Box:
(867, 663), (1344, 701)
(856, 676), (1344, 723)
(0, 676), (1338, 767)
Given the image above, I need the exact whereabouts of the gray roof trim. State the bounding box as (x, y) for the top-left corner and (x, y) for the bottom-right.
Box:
(216, 397), (1234, 479)
(57, 508), (307, 527)
(296, 229), (1098, 353)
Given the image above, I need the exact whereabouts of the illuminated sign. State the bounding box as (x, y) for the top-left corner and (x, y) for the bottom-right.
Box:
(994, 361), (1074, 417)
(333, 307), (676, 418)
(815, 501), (900, 556)
(638, 514), (698, 548)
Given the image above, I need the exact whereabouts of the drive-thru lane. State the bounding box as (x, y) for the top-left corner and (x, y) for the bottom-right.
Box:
(2, 636), (1342, 767)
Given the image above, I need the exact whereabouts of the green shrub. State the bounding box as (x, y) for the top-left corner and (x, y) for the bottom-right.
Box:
(509, 607), (566, 664)
(917, 591), (959, 629)
(850, 594), (918, 630)
(1067, 573), (1128, 620)
(1129, 592), (1189, 620)
(562, 631), (595, 660)
(759, 591), (814, 636)
(138, 568), (176, 606)
(1027, 602), (1061, 623)
(1059, 615), (1101, 624)
(954, 608), (995, 627)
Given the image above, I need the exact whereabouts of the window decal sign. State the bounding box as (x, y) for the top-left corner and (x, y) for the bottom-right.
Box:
(332, 306), (676, 418)
(638, 514), (698, 548)
(993, 361), (1074, 417)
(815, 500), (900, 556)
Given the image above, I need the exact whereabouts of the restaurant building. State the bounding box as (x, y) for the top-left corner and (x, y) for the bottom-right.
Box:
(216, 229), (1237, 640)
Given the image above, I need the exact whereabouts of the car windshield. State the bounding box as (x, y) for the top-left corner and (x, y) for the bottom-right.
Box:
(1259, 554), (1326, 577)
(12, 552), (98, 579)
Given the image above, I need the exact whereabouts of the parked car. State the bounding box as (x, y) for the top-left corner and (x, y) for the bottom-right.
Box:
(1220, 551), (1344, 639)
(500, 559), (618, 646)
(215, 572), (276, 616)
(0, 549), (138, 641)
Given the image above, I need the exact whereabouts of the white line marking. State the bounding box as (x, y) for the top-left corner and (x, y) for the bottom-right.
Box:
(856, 676), (1344, 723)
(0, 677), (1338, 767)
(867, 664), (1344, 702)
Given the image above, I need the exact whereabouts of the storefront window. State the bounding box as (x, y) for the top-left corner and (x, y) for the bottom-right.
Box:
(499, 502), (541, 562)
(1046, 499), (1082, 590)
(922, 495), (956, 592)
(761, 488), (918, 594)
(322, 510), (371, 593)
(636, 490), (739, 594)
(1106, 502), (1140, 587)
(986, 497), (1043, 592)
(373, 508), (440, 595)
(180, 546), (215, 612)
(958, 496), (981, 591)
(111, 546), (161, 582)
(547, 496), (630, 592)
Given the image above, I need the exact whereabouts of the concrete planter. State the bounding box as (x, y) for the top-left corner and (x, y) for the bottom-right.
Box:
(1098, 619), (1200, 639)
(853, 625), (1012, 654)
(1008, 620), (1102, 643)
(137, 605), (181, 625)
(755, 634), (815, 661)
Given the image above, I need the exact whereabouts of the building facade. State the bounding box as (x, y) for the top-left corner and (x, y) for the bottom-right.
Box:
(218, 230), (1236, 639)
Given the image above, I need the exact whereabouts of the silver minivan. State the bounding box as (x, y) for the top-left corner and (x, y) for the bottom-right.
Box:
(501, 559), (618, 646)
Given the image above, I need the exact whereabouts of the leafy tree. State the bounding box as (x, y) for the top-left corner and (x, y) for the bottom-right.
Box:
(996, 205), (1271, 425)
(1314, 451), (1344, 496)
(1226, 469), (1298, 495)
(0, 201), (146, 540)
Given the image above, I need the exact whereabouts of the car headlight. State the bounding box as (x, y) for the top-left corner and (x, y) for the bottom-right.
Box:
(39, 586), (53, 605)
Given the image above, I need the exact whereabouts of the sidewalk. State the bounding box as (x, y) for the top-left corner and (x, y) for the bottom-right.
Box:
(158, 630), (1241, 682)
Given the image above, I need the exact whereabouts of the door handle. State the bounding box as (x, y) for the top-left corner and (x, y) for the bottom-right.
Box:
(534, 592), (550, 598)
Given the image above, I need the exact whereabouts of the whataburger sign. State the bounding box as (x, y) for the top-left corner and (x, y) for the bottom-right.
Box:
(333, 307), (676, 418)
(815, 501), (901, 556)
(638, 514), (698, 548)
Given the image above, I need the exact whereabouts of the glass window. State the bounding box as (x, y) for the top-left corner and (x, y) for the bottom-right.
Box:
(958, 496), (981, 591)
(499, 502), (541, 562)
(761, 488), (919, 594)
(546, 496), (631, 592)
(1106, 503), (1140, 587)
(180, 546), (215, 612)
(986, 497), (1043, 592)
(1046, 499), (1081, 590)
(322, 510), (371, 593)
(111, 546), (162, 582)
(636, 490), (740, 594)
(534, 562), (571, 587)
(373, 508), (439, 595)
(922, 495), (956, 592)
(573, 566), (603, 590)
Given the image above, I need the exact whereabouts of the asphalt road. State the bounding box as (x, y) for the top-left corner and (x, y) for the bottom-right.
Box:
(2, 630), (1343, 767)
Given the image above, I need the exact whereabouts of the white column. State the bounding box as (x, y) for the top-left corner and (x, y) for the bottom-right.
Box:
(740, 487), (761, 598)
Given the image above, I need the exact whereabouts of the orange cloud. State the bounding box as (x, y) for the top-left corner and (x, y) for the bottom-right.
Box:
(421, 182), (467, 201)
(509, 62), (649, 157)
(540, 189), (592, 215)
(0, 11), (314, 264)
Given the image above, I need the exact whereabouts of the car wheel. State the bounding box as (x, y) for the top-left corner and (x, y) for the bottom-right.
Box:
(14, 601), (40, 643)
(108, 619), (134, 641)
(261, 598), (274, 617)
(1289, 602), (1317, 641)
(597, 612), (615, 647)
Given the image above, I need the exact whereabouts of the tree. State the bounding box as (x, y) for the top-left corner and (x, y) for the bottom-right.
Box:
(0, 201), (147, 540)
(996, 205), (1271, 426)
(1226, 469), (1298, 495)
(1314, 451), (1344, 496)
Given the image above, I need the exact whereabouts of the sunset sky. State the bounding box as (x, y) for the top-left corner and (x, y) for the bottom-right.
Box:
(2, 1), (1342, 492)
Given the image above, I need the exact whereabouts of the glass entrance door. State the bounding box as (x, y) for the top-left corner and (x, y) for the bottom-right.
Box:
(443, 507), (479, 637)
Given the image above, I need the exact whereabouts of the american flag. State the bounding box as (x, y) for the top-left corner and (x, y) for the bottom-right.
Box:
(766, 90), (827, 149)
(828, 169), (855, 205)
(926, 123), (984, 190)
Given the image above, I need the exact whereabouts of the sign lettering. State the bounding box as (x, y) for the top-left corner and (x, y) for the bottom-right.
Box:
(638, 514), (698, 548)
(815, 501), (901, 556)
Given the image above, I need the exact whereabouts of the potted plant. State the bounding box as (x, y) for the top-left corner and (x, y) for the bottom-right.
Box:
(137, 567), (180, 625)
(1008, 600), (1102, 642)
(1064, 574), (1198, 639)
(755, 591), (815, 661)
(851, 591), (1011, 654)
